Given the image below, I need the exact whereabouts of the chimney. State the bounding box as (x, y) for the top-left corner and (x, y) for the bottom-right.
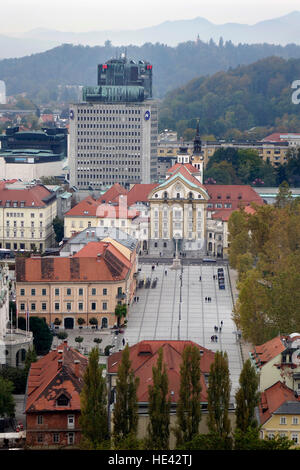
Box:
(74, 360), (80, 378)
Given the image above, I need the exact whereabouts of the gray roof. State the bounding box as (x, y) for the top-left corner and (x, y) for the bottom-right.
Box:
(64, 226), (138, 251)
(273, 401), (300, 414)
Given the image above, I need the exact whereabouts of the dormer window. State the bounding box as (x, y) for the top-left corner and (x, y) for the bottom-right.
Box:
(57, 394), (70, 406)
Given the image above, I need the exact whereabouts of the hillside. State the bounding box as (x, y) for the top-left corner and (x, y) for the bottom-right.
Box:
(2, 11), (300, 58)
(2, 41), (300, 103)
(159, 56), (300, 139)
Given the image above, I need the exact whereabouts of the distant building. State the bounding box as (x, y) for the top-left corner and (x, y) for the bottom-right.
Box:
(0, 81), (6, 105)
(0, 127), (68, 181)
(0, 181), (57, 252)
(69, 56), (158, 191)
(25, 341), (88, 448)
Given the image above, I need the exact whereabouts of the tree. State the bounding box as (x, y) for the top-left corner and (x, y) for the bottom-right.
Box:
(235, 359), (260, 433)
(207, 351), (231, 444)
(115, 304), (127, 326)
(75, 336), (84, 349)
(174, 345), (202, 446)
(274, 181), (293, 208)
(146, 348), (171, 450)
(52, 216), (64, 244)
(79, 347), (109, 449)
(19, 316), (53, 355)
(24, 346), (37, 376)
(0, 377), (15, 418)
(113, 344), (139, 445)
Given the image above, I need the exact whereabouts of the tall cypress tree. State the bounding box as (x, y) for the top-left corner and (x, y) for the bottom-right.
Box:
(79, 347), (109, 449)
(207, 351), (231, 441)
(146, 347), (171, 450)
(174, 345), (202, 446)
(113, 344), (140, 443)
(235, 359), (260, 433)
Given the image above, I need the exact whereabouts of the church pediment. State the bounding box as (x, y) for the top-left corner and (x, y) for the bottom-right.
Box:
(149, 173), (209, 201)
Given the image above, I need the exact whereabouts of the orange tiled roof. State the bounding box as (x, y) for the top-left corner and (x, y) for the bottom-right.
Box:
(108, 340), (215, 403)
(250, 336), (286, 369)
(16, 242), (131, 282)
(259, 381), (299, 425)
(0, 183), (52, 208)
(97, 183), (128, 204)
(166, 164), (206, 189)
(64, 195), (99, 217)
(126, 183), (159, 207)
(26, 341), (88, 413)
(205, 185), (264, 210)
(167, 163), (199, 175)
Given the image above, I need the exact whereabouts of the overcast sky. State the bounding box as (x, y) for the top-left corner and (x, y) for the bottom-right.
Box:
(3, 0), (300, 34)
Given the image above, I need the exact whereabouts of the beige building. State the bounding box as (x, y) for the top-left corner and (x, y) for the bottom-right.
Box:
(0, 181), (57, 252)
(15, 240), (137, 329)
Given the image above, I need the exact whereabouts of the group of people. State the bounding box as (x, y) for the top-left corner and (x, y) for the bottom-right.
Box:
(205, 296), (212, 302)
(133, 296), (140, 302)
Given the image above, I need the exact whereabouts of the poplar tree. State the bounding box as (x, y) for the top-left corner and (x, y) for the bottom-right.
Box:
(235, 359), (260, 433)
(146, 347), (171, 450)
(79, 347), (109, 449)
(113, 344), (139, 443)
(174, 345), (202, 446)
(207, 351), (231, 442)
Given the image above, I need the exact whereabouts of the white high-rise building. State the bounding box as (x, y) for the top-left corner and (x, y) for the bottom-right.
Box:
(0, 81), (6, 105)
(69, 57), (158, 190)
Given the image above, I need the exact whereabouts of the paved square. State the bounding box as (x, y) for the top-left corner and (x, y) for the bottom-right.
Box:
(125, 262), (243, 396)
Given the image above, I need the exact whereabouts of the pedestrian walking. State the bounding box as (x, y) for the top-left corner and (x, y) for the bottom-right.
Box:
(205, 297), (207, 302)
(137, 296), (139, 302)
(211, 335), (214, 342)
(221, 320), (223, 327)
(215, 335), (218, 342)
(214, 325), (218, 332)
(134, 296), (136, 302)
(165, 270), (167, 276)
(199, 276), (201, 281)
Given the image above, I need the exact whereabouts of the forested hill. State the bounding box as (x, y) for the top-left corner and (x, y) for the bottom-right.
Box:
(2, 40), (300, 103)
(159, 56), (300, 140)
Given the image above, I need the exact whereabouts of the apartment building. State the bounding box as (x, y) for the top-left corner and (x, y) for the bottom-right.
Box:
(0, 181), (57, 251)
(16, 240), (136, 329)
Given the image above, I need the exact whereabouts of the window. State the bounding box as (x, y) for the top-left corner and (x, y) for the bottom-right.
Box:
(292, 433), (299, 444)
(37, 415), (43, 425)
(91, 302), (96, 311)
(78, 288), (83, 296)
(103, 302), (107, 310)
(103, 288), (107, 296)
(42, 303), (47, 311)
(55, 303), (60, 311)
(91, 288), (96, 295)
(57, 394), (69, 406)
(67, 415), (75, 429)
(55, 288), (59, 296)
(68, 432), (75, 445)
(78, 302), (83, 311)
(280, 416), (287, 425)
(31, 303), (36, 311)
(20, 288), (25, 296)
(293, 417), (299, 425)
(37, 434), (44, 443)
(31, 288), (36, 296)
(67, 288), (71, 295)
(42, 288), (47, 296)
(53, 433), (60, 444)
(20, 303), (25, 311)
(66, 303), (71, 311)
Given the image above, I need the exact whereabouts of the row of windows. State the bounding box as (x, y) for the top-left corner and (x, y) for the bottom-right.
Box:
(77, 108), (142, 115)
(20, 287), (108, 296)
(20, 301), (108, 311)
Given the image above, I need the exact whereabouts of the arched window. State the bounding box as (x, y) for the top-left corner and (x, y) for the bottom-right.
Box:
(176, 193), (181, 199)
(163, 191), (168, 199)
(188, 192), (193, 199)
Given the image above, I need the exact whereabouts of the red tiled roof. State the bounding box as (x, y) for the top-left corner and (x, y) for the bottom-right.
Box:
(259, 381), (298, 425)
(0, 183), (52, 208)
(97, 183), (128, 204)
(211, 209), (234, 222)
(262, 133), (300, 142)
(250, 336), (286, 369)
(64, 195), (99, 217)
(26, 341), (88, 413)
(126, 183), (159, 207)
(16, 242), (131, 282)
(205, 184), (264, 210)
(108, 340), (215, 403)
(167, 163), (199, 174)
(96, 202), (139, 219)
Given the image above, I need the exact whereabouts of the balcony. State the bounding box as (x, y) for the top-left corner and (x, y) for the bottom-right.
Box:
(116, 292), (126, 300)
